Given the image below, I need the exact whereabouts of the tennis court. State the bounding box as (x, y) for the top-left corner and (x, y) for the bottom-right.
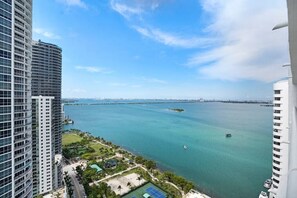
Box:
(122, 182), (167, 198)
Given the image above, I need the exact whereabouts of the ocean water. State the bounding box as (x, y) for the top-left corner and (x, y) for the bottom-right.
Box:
(63, 100), (272, 198)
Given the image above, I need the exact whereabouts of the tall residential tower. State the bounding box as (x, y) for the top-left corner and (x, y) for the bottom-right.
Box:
(268, 80), (289, 198)
(267, 0), (297, 198)
(0, 0), (33, 197)
(31, 40), (62, 195)
(32, 96), (54, 195)
(31, 40), (62, 155)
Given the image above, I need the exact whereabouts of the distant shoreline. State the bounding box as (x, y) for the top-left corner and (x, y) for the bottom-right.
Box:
(63, 99), (272, 106)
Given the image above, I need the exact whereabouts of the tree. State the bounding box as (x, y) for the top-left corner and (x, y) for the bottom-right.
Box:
(117, 185), (122, 194)
(82, 168), (97, 183)
(137, 176), (142, 185)
(127, 182), (131, 187)
(144, 160), (156, 170)
(76, 165), (83, 178)
(135, 156), (144, 164)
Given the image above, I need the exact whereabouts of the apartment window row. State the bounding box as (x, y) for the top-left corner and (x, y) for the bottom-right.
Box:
(0, 8), (11, 20)
(0, 183), (11, 197)
(0, 82), (11, 91)
(0, 159), (10, 170)
(0, 32), (11, 43)
(0, 57), (11, 67)
(273, 116), (281, 120)
(0, 145), (10, 155)
(0, 175), (11, 186)
(0, 137), (10, 147)
(273, 178), (279, 184)
(0, 24), (11, 36)
(0, 2), (11, 13)
(0, 167), (11, 178)
(273, 135), (281, 140)
(15, 18), (24, 28)
(273, 160), (280, 165)
(273, 147), (281, 152)
(0, 107), (10, 114)
(0, 74), (10, 82)
(0, 146), (10, 157)
(273, 123), (281, 127)
(273, 154), (280, 158)
(274, 97), (281, 101)
(0, 17), (11, 28)
(0, 41), (10, 52)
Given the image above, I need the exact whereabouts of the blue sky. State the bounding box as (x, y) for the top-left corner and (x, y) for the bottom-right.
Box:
(33, 0), (289, 100)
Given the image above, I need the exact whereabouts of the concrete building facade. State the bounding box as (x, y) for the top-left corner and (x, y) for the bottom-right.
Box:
(269, 80), (289, 198)
(32, 96), (54, 195)
(0, 0), (33, 197)
(268, 1), (297, 198)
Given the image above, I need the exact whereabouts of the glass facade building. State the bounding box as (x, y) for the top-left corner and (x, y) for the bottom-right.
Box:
(31, 40), (62, 194)
(0, 0), (33, 197)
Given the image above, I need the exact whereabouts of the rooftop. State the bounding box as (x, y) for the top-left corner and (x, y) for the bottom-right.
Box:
(90, 164), (103, 173)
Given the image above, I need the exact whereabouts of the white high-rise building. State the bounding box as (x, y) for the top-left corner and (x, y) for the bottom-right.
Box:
(268, 80), (289, 198)
(32, 96), (54, 195)
(0, 0), (33, 197)
(267, 1), (297, 198)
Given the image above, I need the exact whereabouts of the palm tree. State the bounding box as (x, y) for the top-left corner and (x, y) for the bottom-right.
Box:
(137, 176), (141, 185)
(117, 185), (122, 194)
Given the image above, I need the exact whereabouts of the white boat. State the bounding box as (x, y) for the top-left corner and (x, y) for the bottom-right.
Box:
(183, 145), (188, 149)
(259, 191), (268, 198)
(264, 179), (272, 189)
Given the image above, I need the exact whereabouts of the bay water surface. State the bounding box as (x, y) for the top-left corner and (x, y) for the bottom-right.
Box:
(63, 100), (272, 198)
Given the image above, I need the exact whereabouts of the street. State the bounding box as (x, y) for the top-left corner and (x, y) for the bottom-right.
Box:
(63, 161), (87, 198)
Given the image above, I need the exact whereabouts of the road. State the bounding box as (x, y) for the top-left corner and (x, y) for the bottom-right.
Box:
(63, 161), (86, 198)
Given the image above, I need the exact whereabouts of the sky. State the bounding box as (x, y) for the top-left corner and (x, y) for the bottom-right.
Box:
(33, 0), (289, 100)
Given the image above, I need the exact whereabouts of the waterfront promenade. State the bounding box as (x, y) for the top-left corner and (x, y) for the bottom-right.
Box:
(62, 130), (210, 198)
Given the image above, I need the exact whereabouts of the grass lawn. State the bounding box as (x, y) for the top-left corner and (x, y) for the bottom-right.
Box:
(81, 142), (114, 159)
(62, 133), (83, 146)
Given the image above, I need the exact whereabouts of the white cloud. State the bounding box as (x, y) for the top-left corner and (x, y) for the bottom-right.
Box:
(75, 66), (113, 74)
(111, 0), (288, 82)
(187, 0), (289, 82)
(110, 0), (143, 18)
(33, 28), (61, 39)
(111, 1), (214, 49)
(110, 0), (167, 18)
(134, 26), (213, 48)
(57, 0), (87, 9)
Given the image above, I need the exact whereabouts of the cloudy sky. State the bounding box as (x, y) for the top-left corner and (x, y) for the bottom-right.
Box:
(33, 0), (289, 99)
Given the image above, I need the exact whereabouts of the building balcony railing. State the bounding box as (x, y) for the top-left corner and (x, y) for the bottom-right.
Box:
(272, 161), (282, 170)
(272, 177), (280, 186)
(272, 168), (281, 177)
(273, 130), (281, 136)
(273, 113), (282, 117)
(273, 155), (281, 162)
(272, 148), (281, 156)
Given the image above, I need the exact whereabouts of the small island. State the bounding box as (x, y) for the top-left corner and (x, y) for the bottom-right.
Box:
(169, 108), (185, 112)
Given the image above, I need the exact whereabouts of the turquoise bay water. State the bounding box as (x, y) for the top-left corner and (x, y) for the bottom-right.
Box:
(64, 101), (272, 198)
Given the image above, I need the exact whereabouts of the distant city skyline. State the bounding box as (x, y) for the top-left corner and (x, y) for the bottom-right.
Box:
(33, 0), (289, 100)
